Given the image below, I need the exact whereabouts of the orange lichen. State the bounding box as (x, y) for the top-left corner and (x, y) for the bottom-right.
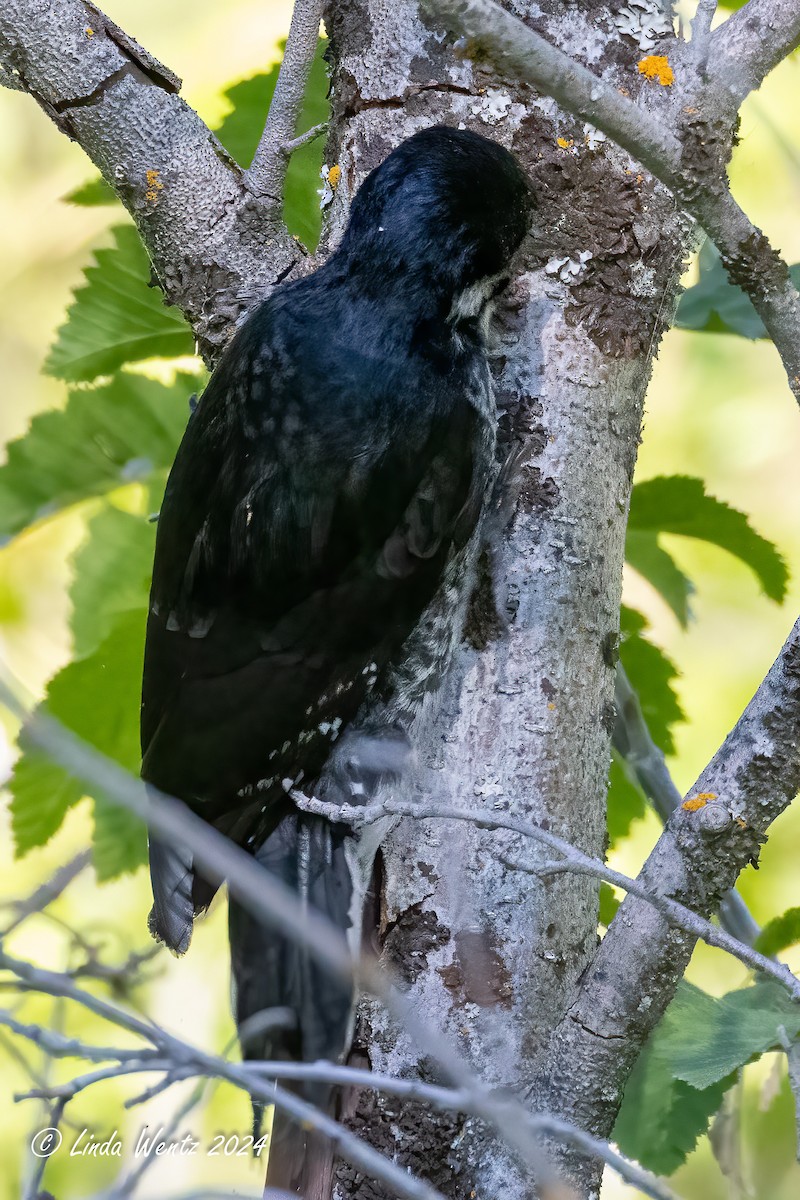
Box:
(735, 817), (747, 829)
(556, 137), (574, 150)
(682, 792), (718, 812)
(85, 26), (94, 36)
(327, 164), (341, 190)
(145, 168), (164, 204)
(638, 56), (674, 86)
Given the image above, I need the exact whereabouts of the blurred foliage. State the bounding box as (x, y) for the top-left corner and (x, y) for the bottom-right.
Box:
(0, 373), (194, 539)
(616, 981), (800, 1173)
(756, 907), (800, 958)
(626, 474), (788, 626)
(66, 38), (330, 251)
(677, 240), (800, 340)
(0, 3), (799, 1199)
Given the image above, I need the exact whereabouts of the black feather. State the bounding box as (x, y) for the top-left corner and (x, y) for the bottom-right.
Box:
(140, 123), (532, 1185)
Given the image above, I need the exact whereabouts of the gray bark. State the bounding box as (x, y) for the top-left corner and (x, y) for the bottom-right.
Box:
(321, 2), (685, 1195)
(533, 617), (800, 1193)
(3, 0), (799, 1196)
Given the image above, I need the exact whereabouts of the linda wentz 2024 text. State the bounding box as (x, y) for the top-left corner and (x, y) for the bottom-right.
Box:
(65, 1126), (270, 1157)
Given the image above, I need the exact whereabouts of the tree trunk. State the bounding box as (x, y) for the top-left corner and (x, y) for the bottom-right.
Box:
(322, 1), (688, 1195)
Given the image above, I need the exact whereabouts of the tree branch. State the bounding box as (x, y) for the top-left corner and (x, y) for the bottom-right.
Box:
(423, 0), (682, 178)
(0, 850), (91, 938)
(246, 0), (325, 205)
(613, 664), (762, 948)
(291, 792), (799, 999)
(531, 615), (800, 1188)
(0, 0), (306, 361)
(1, 949), (446, 1200)
(0, 676), (670, 1196)
(709, 0), (800, 105)
(425, 0), (800, 402)
(0, 968), (678, 1200)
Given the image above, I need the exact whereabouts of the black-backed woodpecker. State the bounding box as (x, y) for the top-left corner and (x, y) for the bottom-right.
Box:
(141, 124), (532, 1192)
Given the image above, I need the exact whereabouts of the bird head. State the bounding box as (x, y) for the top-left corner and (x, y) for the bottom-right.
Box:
(337, 125), (533, 321)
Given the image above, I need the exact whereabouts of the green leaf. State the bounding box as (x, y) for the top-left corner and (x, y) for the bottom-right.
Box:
(658, 981), (800, 1091)
(10, 756), (83, 860)
(606, 609), (683, 845)
(615, 1035), (732, 1175)
(44, 224), (194, 383)
(625, 529), (693, 627)
(756, 908), (800, 958)
(10, 609), (148, 876)
(0, 372), (194, 539)
(615, 978), (800, 1174)
(92, 795), (148, 882)
(63, 176), (119, 207)
(676, 240), (800, 339)
(629, 475), (788, 605)
(599, 882), (621, 927)
(619, 606), (683, 756)
(607, 753), (647, 847)
(215, 39), (329, 249)
(69, 504), (156, 660)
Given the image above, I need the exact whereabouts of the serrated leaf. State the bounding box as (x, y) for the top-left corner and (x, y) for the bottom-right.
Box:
(676, 240), (800, 339)
(92, 796), (148, 882)
(756, 908), (800, 958)
(69, 504), (156, 660)
(615, 1035), (732, 1175)
(10, 609), (147, 875)
(63, 176), (119, 207)
(44, 224), (194, 382)
(619, 606), (684, 756)
(629, 475), (788, 604)
(625, 529), (693, 627)
(0, 372), (195, 539)
(653, 980), (800, 1092)
(215, 39), (329, 249)
(10, 756), (83, 858)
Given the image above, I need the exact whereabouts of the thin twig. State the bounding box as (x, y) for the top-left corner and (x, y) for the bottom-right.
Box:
(0, 672), (680, 1200)
(532, 615), (800, 1168)
(0, 1009), (157, 1064)
(246, 0), (326, 205)
(0, 674), (562, 1191)
(1, 851), (92, 937)
(5, 1000), (678, 1200)
(291, 792), (800, 1000)
(2, 950), (445, 1200)
(690, 0), (718, 64)
(23, 1097), (65, 1200)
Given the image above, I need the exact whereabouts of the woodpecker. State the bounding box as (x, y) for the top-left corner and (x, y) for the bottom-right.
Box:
(141, 124), (531, 1190)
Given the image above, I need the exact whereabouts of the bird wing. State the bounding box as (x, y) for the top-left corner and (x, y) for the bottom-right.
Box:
(141, 326), (487, 819)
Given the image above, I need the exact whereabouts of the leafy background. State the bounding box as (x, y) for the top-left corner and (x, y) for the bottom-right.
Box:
(0, 2), (799, 1197)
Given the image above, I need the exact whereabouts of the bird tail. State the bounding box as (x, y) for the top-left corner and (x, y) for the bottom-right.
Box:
(229, 811), (357, 1196)
(230, 726), (410, 1193)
